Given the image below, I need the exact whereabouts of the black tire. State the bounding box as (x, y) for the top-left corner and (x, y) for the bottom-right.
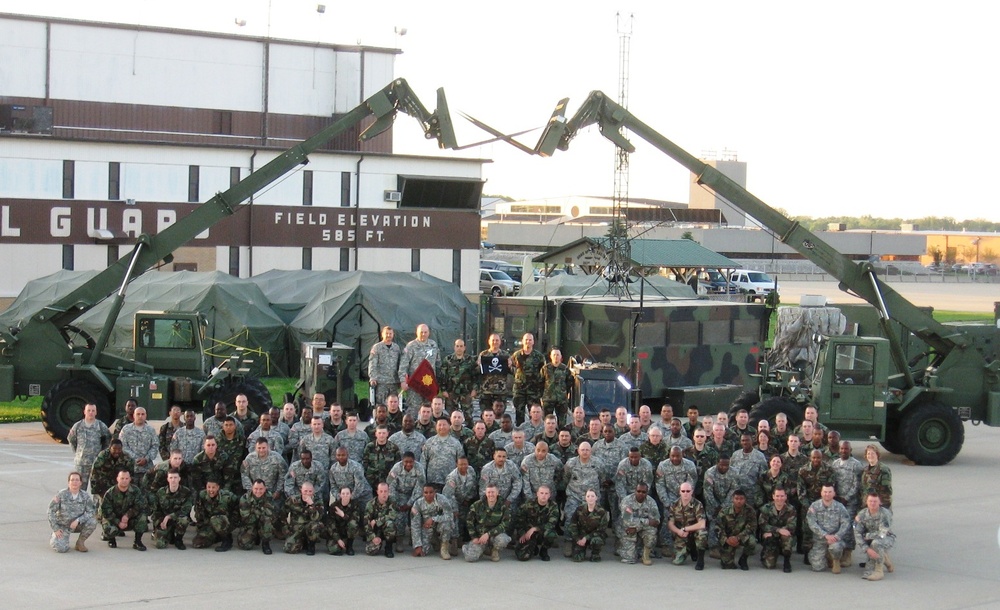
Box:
(748, 396), (804, 429)
(900, 401), (964, 465)
(209, 377), (273, 418)
(491, 287), (502, 297)
(41, 379), (112, 444)
(880, 418), (905, 454)
(728, 391), (760, 418)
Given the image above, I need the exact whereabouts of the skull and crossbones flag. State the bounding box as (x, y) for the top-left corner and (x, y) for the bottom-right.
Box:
(406, 358), (439, 400)
(480, 353), (509, 376)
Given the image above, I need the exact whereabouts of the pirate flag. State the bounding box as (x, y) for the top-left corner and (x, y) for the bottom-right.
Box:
(407, 359), (439, 400)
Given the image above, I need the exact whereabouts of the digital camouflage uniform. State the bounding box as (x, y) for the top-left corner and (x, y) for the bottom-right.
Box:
(514, 499), (560, 561)
(369, 339), (402, 407)
(246, 428), (284, 457)
(463, 435), (496, 474)
(758, 501), (798, 568)
(283, 495), (325, 554)
(562, 457), (602, 537)
(410, 493), (455, 555)
(443, 466), (478, 542)
(861, 463), (893, 509)
(100, 484), (148, 538)
(364, 497), (398, 555)
(388, 430), (426, 463)
(326, 499), (362, 554)
(479, 460), (522, 505)
(540, 362), (573, 421)
(237, 491), (275, 550)
(462, 498), (511, 561)
(655, 458), (697, 548)
(729, 448), (769, 493)
(333, 429), (370, 464)
(48, 488), (97, 552)
(329, 458), (373, 506)
(192, 488), (238, 548)
(854, 505), (896, 577)
(439, 352), (479, 420)
(362, 440), (401, 490)
(241, 452), (288, 494)
(398, 337), (440, 415)
(568, 504), (609, 561)
(715, 504), (757, 567)
(421, 434), (465, 488)
(615, 457), (654, 503)
(511, 348), (545, 425)
(619, 493), (660, 564)
(89, 449), (134, 498)
(151, 485), (194, 548)
(832, 455), (865, 550)
(619, 430), (648, 452)
(668, 499), (708, 561)
(798, 462), (835, 552)
(806, 499), (851, 571)
(477, 349), (510, 414)
(119, 423), (159, 476)
(171, 427), (206, 464)
(703, 465), (740, 547)
(68, 419), (111, 489)
(388, 461), (426, 544)
(503, 441), (535, 474)
(520, 453), (563, 501)
(283, 459), (325, 499)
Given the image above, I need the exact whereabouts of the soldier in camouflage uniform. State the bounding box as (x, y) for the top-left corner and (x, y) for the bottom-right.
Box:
(398, 323), (441, 415)
(860, 444), (893, 509)
(439, 338), (479, 421)
(284, 448), (325, 500)
(89, 440), (134, 500)
(463, 421), (496, 474)
(684, 428), (718, 501)
(832, 440), (864, 563)
(334, 414), (370, 463)
(667, 482), (708, 569)
(759, 487), (797, 572)
(654, 447), (697, 554)
(329, 446), (373, 506)
(326, 486), (362, 555)
(619, 484), (661, 565)
(757, 455), (791, 510)
(504, 430), (535, 472)
(283, 482), (325, 555)
(387, 452), (426, 551)
(144, 450), (190, 495)
(192, 479), (238, 551)
(798, 449), (836, 560)
(521, 441), (563, 502)
(639, 426), (670, 472)
(364, 482), (398, 557)
(479, 448), (522, 506)
(463, 484), (512, 561)
(410, 484), (456, 559)
(109, 398), (136, 441)
(562, 442), (602, 543)
(703, 456), (739, 550)
(620, 417), (649, 451)
(246, 413), (284, 457)
(593, 424), (627, 521)
(511, 333), (546, 426)
(715, 489), (757, 569)
(541, 348), (573, 423)
(615, 449), (654, 509)
(48, 472), (97, 553)
(369, 326), (402, 407)
(806, 484), (852, 573)
(443, 456), (477, 545)
(854, 492), (896, 581)
(238, 479), (275, 554)
(389, 414), (426, 463)
(478, 333), (511, 417)
(170, 410), (205, 465)
(216, 417), (248, 477)
(191, 436), (238, 496)
(100, 469), (148, 550)
(422, 419), (465, 490)
(201, 402), (228, 440)
(151, 469), (193, 550)
(68, 403), (111, 489)
(298, 417), (335, 501)
(567, 489), (608, 562)
(119, 407), (159, 478)
(362, 426), (400, 490)
(158, 405), (183, 461)
(514, 484), (560, 561)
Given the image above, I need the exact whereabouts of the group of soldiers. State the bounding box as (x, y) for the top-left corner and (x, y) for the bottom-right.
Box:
(51, 389), (896, 580)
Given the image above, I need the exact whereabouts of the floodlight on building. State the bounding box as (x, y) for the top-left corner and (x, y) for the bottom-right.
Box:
(316, 4), (326, 13)
(234, 17), (247, 27)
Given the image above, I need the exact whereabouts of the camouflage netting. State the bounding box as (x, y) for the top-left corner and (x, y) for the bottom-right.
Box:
(519, 274), (698, 299)
(768, 306), (848, 374)
(0, 270), (98, 328)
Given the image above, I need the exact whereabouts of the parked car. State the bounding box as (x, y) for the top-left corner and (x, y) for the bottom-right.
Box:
(729, 270), (779, 299)
(701, 269), (736, 293)
(480, 269), (520, 296)
(480, 259), (525, 282)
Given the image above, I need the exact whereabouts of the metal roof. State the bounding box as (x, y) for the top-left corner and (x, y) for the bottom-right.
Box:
(535, 237), (738, 270)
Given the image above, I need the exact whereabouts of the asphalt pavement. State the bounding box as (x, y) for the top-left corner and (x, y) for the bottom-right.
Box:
(2, 420), (1000, 609)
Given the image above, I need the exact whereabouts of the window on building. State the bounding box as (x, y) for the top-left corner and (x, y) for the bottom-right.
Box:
(106, 245), (119, 267)
(62, 160), (75, 199)
(228, 247), (240, 276)
(108, 162), (120, 200)
(398, 176), (483, 210)
(339, 248), (350, 271)
(302, 247), (312, 270)
(340, 171), (351, 207)
(230, 167), (241, 187)
(188, 166), (199, 203)
(302, 170), (313, 206)
(452, 249), (461, 285)
(213, 110), (233, 135)
(411, 249), (420, 272)
(62, 244), (74, 270)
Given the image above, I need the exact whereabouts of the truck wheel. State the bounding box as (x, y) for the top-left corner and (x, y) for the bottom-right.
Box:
(492, 287), (502, 297)
(41, 379), (111, 444)
(728, 391), (759, 418)
(210, 377), (273, 418)
(880, 418), (905, 454)
(748, 396), (804, 429)
(901, 402), (964, 465)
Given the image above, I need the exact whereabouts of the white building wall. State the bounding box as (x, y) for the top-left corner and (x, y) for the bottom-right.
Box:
(312, 247), (343, 271)
(0, 245), (62, 297)
(333, 52), (362, 110)
(269, 45), (339, 116)
(0, 19), (47, 97)
(460, 249), (480, 293)
(0, 157), (63, 199)
(358, 248), (410, 272)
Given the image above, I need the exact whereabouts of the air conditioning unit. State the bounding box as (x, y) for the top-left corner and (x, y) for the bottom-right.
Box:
(384, 190), (402, 202)
(0, 105), (53, 134)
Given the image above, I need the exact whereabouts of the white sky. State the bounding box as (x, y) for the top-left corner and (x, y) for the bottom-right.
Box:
(3, 0), (999, 221)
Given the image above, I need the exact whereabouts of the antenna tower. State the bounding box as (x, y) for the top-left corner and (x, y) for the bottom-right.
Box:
(607, 12), (633, 297)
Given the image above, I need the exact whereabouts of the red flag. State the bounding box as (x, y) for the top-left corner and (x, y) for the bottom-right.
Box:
(407, 359), (438, 401)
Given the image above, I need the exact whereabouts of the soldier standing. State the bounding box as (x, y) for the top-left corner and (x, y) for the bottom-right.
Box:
(398, 323), (440, 416)
(369, 326), (402, 407)
(860, 444), (893, 509)
(439, 338), (479, 422)
(48, 471), (97, 553)
(443, 455), (478, 546)
(421, 419), (464, 490)
(387, 452), (426, 551)
(68, 403), (111, 489)
(238, 479), (275, 554)
(478, 333), (511, 418)
(119, 407), (158, 478)
(511, 333), (546, 426)
(170, 410), (205, 465)
(798, 449), (836, 562)
(541, 348), (573, 424)
(89, 439), (134, 500)
(158, 405), (183, 461)
(832, 440), (864, 565)
(362, 425), (400, 490)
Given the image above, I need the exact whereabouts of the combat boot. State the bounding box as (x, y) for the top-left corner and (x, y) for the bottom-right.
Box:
(841, 548), (853, 567)
(863, 562), (885, 581)
(564, 541), (574, 557)
(384, 543), (394, 558)
(174, 535), (186, 551)
(738, 553), (749, 571)
(572, 548), (586, 562)
(261, 539), (272, 555)
(539, 546), (550, 562)
(345, 540), (355, 556)
(440, 539), (451, 560)
(589, 548), (602, 562)
(395, 538), (405, 553)
(132, 532), (146, 552)
(75, 531), (91, 552)
(306, 541), (316, 556)
(884, 551), (894, 573)
(831, 552), (841, 574)
(216, 535), (232, 552)
(694, 550), (705, 571)
(641, 546), (652, 566)
(107, 535), (117, 549)
(491, 545), (501, 562)
(783, 552), (792, 573)
(672, 551), (687, 566)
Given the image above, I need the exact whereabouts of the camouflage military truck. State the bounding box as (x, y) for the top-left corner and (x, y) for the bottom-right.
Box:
(482, 295), (770, 415)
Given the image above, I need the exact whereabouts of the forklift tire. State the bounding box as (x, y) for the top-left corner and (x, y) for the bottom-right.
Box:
(728, 391), (760, 418)
(210, 377), (273, 418)
(41, 379), (112, 444)
(748, 396), (804, 429)
(880, 419), (906, 454)
(900, 401), (964, 465)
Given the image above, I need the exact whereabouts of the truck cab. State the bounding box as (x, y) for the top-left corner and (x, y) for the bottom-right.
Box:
(133, 311), (208, 376)
(811, 336), (892, 440)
